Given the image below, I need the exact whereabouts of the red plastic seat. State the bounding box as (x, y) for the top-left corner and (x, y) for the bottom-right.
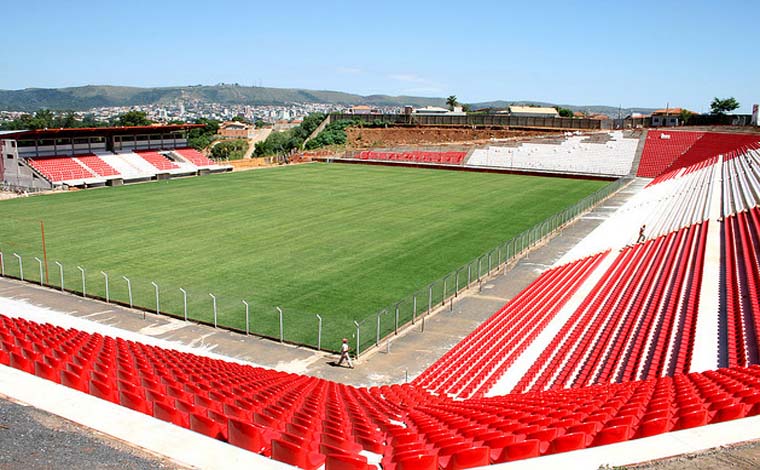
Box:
(271, 438), (325, 470)
(60, 369), (89, 393)
(547, 432), (591, 453)
(34, 360), (61, 383)
(492, 439), (543, 463)
(119, 390), (151, 414)
(153, 401), (190, 428)
(636, 417), (671, 438)
(190, 413), (225, 440)
(90, 379), (119, 403)
(444, 446), (489, 469)
(675, 409), (709, 430)
(228, 419), (266, 453)
(394, 453), (437, 470)
(325, 453), (376, 470)
(593, 424), (633, 445)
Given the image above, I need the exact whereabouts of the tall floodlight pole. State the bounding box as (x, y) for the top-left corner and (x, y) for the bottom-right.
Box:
(101, 272), (109, 303)
(54, 261), (64, 291)
(77, 266), (86, 297)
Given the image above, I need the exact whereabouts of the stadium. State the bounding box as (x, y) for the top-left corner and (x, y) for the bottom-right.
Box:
(1, 115), (760, 470)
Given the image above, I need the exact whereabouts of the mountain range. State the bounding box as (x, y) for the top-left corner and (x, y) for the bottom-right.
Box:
(0, 84), (658, 117)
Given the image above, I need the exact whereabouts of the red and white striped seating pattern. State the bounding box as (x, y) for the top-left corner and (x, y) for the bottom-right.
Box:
(413, 252), (607, 399)
(513, 223), (707, 393)
(28, 156), (96, 182)
(173, 147), (216, 167)
(76, 154), (120, 177)
(136, 151), (179, 171)
(722, 207), (760, 368)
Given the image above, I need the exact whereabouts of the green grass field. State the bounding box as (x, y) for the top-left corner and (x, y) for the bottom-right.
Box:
(0, 164), (607, 350)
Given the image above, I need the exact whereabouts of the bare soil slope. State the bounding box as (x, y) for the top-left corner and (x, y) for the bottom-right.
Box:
(346, 127), (553, 148)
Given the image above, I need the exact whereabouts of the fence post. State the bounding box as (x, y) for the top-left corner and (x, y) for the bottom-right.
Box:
(55, 261), (64, 291)
(455, 268), (463, 297)
(0, 252), (4, 276)
(180, 288), (188, 321)
(34, 257), (43, 286)
(316, 314), (322, 350)
(467, 264), (471, 287)
(101, 271), (109, 302)
(477, 256), (483, 282)
(13, 253), (23, 280)
(354, 321), (360, 357)
(394, 303), (399, 334)
(375, 309), (386, 346)
(488, 251), (493, 274)
(442, 274), (450, 305)
(242, 300), (249, 335)
(122, 276), (133, 308)
(277, 307), (283, 342)
(77, 266), (85, 297)
(210, 294), (218, 328)
(151, 282), (159, 314)
(428, 284), (433, 315)
(412, 295), (417, 324)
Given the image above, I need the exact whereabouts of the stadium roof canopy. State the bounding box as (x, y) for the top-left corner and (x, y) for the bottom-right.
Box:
(0, 124), (205, 140)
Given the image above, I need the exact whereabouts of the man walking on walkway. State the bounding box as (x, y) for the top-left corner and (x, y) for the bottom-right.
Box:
(337, 338), (354, 368)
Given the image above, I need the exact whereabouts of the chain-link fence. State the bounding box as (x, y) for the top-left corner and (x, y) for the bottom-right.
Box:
(0, 177), (629, 356)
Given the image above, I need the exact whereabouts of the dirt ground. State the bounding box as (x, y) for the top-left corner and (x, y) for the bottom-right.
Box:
(346, 127), (555, 148)
(623, 439), (760, 469)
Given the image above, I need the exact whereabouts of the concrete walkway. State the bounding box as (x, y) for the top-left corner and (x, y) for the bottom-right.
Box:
(0, 178), (647, 387)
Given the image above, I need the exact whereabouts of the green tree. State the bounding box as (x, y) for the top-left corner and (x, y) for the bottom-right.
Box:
(679, 109), (693, 125)
(557, 107), (574, 118)
(115, 110), (152, 127)
(187, 118), (220, 151)
(446, 95), (459, 110)
(710, 97), (740, 115)
(231, 115), (252, 124)
(211, 139), (249, 160)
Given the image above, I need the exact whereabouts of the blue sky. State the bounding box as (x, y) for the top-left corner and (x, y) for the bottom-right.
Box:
(1, 0), (757, 112)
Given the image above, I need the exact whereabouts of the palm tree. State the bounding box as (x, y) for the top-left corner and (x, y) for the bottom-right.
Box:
(446, 95), (458, 111)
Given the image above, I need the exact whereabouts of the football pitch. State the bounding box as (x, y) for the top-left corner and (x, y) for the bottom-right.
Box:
(0, 163), (608, 350)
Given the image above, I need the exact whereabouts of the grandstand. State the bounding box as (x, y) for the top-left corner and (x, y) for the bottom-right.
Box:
(0, 125), (232, 190)
(1, 128), (760, 469)
(466, 131), (639, 177)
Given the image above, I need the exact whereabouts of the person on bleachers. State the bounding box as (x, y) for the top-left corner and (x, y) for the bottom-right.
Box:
(637, 224), (647, 243)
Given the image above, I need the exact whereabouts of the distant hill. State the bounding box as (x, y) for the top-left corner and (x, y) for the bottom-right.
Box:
(0, 85), (446, 112)
(0, 84), (655, 117)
